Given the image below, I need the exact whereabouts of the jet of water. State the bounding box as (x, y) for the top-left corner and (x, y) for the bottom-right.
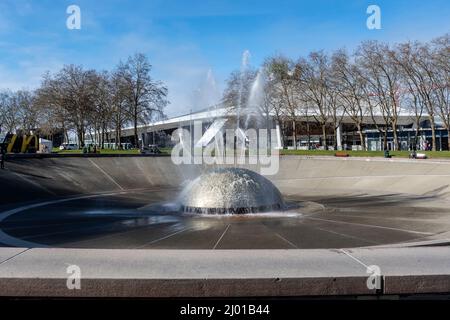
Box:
(191, 68), (220, 112)
(246, 68), (267, 130)
(237, 50), (251, 133)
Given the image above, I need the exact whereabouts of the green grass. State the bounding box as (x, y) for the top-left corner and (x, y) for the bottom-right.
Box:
(158, 147), (173, 154)
(52, 147), (174, 155)
(280, 149), (450, 159)
(52, 148), (140, 154)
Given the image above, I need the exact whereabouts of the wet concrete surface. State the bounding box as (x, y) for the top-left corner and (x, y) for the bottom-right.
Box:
(1, 188), (449, 249)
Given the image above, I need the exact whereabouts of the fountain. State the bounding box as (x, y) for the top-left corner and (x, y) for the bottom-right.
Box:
(176, 52), (280, 215)
(179, 168), (284, 214)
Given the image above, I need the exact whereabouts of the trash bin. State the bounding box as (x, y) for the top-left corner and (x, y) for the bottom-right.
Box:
(82, 146), (87, 154)
(384, 150), (391, 158)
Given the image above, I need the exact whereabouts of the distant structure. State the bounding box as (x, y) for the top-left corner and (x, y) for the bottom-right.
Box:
(110, 106), (448, 151)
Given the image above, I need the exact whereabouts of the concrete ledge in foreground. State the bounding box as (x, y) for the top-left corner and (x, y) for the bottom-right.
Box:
(0, 247), (449, 298)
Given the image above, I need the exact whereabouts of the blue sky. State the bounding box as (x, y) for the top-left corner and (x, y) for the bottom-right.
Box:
(0, 0), (449, 116)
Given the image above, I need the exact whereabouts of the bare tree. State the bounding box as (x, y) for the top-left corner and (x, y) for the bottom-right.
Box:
(0, 90), (19, 133)
(332, 50), (368, 150)
(392, 41), (440, 150)
(118, 53), (168, 148)
(222, 67), (258, 118)
(430, 35), (450, 150)
(298, 51), (331, 149)
(265, 56), (301, 149)
(393, 43), (426, 149)
(0, 89), (37, 134)
(110, 68), (130, 149)
(357, 41), (403, 150)
(15, 90), (38, 133)
(264, 78), (286, 147)
(36, 65), (96, 147)
(87, 71), (115, 148)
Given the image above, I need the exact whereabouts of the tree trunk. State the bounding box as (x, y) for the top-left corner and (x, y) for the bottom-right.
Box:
(292, 120), (297, 149)
(134, 127), (138, 149)
(306, 118), (311, 150)
(392, 120), (399, 151)
(415, 124), (420, 150)
(115, 127), (120, 150)
(430, 116), (437, 151)
(333, 125), (337, 150)
(357, 123), (366, 151)
(114, 129), (117, 149)
(278, 119), (285, 149)
(106, 131), (110, 147)
(77, 131), (84, 148)
(101, 126), (105, 149)
(322, 123), (327, 149)
(448, 129), (450, 151)
(88, 129), (94, 145)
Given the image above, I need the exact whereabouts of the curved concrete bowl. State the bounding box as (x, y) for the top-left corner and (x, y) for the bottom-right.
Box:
(1, 155), (450, 298)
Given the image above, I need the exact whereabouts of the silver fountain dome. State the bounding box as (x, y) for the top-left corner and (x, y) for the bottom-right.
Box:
(180, 168), (284, 214)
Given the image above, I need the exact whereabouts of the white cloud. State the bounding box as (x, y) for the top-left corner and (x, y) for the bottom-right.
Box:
(0, 30), (223, 118)
(0, 42), (64, 90)
(0, 59), (62, 90)
(105, 33), (222, 117)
